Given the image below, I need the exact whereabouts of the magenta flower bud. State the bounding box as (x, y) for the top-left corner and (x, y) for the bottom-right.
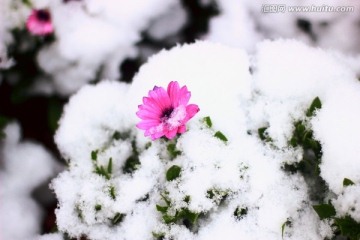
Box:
(26, 9), (53, 36)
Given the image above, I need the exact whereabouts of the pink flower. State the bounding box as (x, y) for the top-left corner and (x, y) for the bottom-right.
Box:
(26, 9), (53, 36)
(136, 81), (200, 140)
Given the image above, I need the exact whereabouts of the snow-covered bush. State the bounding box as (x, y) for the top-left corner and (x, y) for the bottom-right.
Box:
(0, 0), (187, 95)
(206, 0), (360, 54)
(0, 122), (61, 240)
(52, 40), (360, 239)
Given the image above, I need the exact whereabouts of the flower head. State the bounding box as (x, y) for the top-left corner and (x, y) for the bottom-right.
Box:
(26, 9), (53, 36)
(136, 81), (200, 140)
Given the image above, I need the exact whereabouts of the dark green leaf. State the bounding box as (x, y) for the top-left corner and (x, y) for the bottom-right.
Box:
(343, 178), (355, 187)
(313, 203), (336, 220)
(112, 131), (130, 140)
(258, 127), (272, 142)
(184, 195), (191, 203)
(91, 150), (98, 161)
(258, 127), (267, 141)
(156, 205), (168, 213)
(22, 0), (32, 7)
(145, 142), (152, 149)
(75, 205), (83, 220)
(107, 158), (112, 174)
(166, 165), (181, 181)
(334, 216), (360, 239)
(95, 204), (102, 211)
(109, 186), (116, 200)
(112, 212), (125, 225)
(163, 214), (176, 224)
(181, 209), (199, 224)
(123, 155), (140, 174)
(160, 193), (171, 206)
(203, 116), (212, 128)
(95, 166), (110, 180)
(306, 97), (322, 117)
(214, 131), (228, 142)
(152, 232), (165, 240)
(234, 207), (248, 220)
(167, 143), (181, 159)
(281, 219), (291, 239)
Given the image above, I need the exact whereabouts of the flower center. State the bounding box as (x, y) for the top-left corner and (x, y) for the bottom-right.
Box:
(36, 10), (50, 22)
(161, 107), (174, 119)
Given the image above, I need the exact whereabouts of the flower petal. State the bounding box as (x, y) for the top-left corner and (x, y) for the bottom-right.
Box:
(149, 87), (171, 110)
(185, 104), (200, 121)
(177, 125), (186, 134)
(167, 81), (181, 107)
(136, 109), (160, 120)
(179, 85), (191, 105)
(165, 128), (178, 139)
(136, 120), (161, 130)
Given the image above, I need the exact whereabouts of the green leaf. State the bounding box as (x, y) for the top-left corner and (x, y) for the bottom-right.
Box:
(258, 127), (272, 142)
(166, 165), (181, 181)
(203, 116), (212, 128)
(160, 193), (171, 206)
(145, 142), (152, 149)
(109, 186), (116, 200)
(181, 209), (199, 224)
(313, 203), (336, 220)
(258, 127), (267, 141)
(214, 131), (228, 142)
(123, 155), (140, 174)
(112, 212), (125, 225)
(152, 232), (165, 240)
(107, 158), (112, 174)
(234, 207), (248, 220)
(281, 219), (291, 239)
(95, 166), (110, 180)
(95, 204), (102, 211)
(334, 216), (360, 240)
(91, 150), (98, 161)
(343, 178), (355, 187)
(156, 205), (168, 213)
(206, 189), (228, 205)
(167, 143), (181, 159)
(112, 131), (130, 140)
(22, 0), (32, 7)
(163, 214), (177, 224)
(306, 97), (322, 117)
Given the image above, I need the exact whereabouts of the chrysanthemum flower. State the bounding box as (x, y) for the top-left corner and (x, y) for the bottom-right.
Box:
(26, 9), (53, 36)
(136, 81), (200, 140)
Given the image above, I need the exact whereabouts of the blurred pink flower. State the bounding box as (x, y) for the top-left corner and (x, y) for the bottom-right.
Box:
(26, 9), (53, 36)
(136, 81), (200, 140)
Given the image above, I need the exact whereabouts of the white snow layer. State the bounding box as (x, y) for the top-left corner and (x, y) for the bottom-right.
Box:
(33, 0), (179, 95)
(52, 40), (360, 239)
(206, 0), (360, 54)
(0, 123), (60, 240)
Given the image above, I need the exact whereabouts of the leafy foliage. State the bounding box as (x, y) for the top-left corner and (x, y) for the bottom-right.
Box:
(123, 140), (141, 174)
(166, 165), (181, 181)
(214, 131), (228, 142)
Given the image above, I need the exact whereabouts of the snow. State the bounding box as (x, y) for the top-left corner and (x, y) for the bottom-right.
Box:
(50, 40), (360, 239)
(0, 123), (60, 240)
(34, 0), (179, 95)
(206, 0), (360, 54)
